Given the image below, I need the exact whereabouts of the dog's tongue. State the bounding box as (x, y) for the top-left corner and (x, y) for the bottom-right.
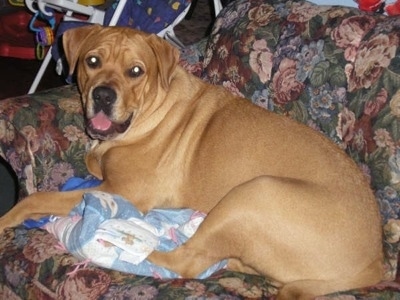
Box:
(90, 111), (112, 131)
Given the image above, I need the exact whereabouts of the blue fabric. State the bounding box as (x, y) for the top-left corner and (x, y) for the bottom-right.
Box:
(61, 176), (102, 191)
(104, 0), (190, 32)
(43, 191), (227, 279)
(28, 178), (227, 278)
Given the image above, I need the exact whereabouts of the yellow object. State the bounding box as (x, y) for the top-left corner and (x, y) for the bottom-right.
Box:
(36, 44), (45, 60)
(172, 2), (180, 10)
(78, 0), (105, 6)
(8, 0), (24, 7)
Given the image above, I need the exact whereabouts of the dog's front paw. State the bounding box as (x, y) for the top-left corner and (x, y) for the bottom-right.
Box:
(0, 213), (23, 235)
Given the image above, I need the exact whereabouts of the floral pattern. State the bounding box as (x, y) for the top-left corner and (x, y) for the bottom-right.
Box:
(0, 86), (90, 198)
(1, 0), (400, 298)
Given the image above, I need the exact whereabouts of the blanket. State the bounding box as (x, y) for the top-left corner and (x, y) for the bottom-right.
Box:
(39, 190), (227, 279)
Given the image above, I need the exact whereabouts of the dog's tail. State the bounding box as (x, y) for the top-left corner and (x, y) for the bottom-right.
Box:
(276, 257), (383, 300)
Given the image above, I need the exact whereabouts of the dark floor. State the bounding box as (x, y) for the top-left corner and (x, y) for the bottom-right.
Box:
(0, 57), (66, 99)
(0, 0), (213, 100)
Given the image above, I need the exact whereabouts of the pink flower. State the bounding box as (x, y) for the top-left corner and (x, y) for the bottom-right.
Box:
(49, 162), (74, 187)
(364, 88), (388, 117)
(247, 4), (275, 30)
(272, 58), (304, 106)
(218, 277), (264, 298)
(206, 65), (222, 85)
(336, 107), (356, 146)
(185, 281), (206, 296)
(56, 269), (111, 299)
(331, 16), (376, 62)
(287, 2), (329, 23)
(63, 125), (85, 142)
(345, 34), (397, 92)
(374, 128), (395, 153)
(180, 60), (203, 77)
(58, 97), (82, 114)
(0, 119), (15, 144)
(23, 232), (66, 263)
(249, 39), (273, 84)
(390, 89), (400, 117)
(352, 128), (367, 152)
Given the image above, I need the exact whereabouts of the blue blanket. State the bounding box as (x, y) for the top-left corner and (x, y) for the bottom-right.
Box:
(35, 179), (227, 279)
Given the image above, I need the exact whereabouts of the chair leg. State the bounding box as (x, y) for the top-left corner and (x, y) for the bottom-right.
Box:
(28, 47), (53, 94)
(213, 0), (223, 17)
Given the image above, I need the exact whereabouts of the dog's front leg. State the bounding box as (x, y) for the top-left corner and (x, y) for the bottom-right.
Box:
(85, 152), (104, 180)
(0, 189), (92, 233)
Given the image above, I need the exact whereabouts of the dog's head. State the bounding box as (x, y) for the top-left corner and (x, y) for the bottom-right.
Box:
(62, 25), (180, 140)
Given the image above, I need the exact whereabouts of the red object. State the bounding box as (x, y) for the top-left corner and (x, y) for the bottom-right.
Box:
(0, 9), (62, 59)
(0, 44), (36, 59)
(385, 0), (400, 15)
(357, 0), (384, 11)
(0, 9), (36, 59)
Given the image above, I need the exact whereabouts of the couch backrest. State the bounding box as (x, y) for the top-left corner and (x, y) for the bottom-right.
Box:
(182, 0), (400, 219)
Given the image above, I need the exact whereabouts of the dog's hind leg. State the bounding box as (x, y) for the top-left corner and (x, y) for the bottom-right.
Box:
(147, 177), (273, 278)
(148, 176), (316, 278)
(147, 175), (383, 298)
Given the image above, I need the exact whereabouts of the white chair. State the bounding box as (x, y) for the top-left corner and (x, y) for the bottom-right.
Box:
(213, 0), (223, 16)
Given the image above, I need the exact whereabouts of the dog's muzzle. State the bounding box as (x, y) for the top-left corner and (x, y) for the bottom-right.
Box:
(86, 86), (133, 140)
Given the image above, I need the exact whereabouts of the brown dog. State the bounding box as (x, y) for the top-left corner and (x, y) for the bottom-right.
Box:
(0, 26), (383, 299)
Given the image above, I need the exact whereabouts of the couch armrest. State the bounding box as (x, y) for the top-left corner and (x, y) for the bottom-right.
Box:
(0, 85), (91, 199)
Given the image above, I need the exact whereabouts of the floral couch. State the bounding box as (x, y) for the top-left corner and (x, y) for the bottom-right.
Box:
(1, 0), (400, 298)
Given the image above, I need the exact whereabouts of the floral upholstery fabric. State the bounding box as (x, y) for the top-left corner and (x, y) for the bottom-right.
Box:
(1, 0), (400, 298)
(0, 86), (90, 199)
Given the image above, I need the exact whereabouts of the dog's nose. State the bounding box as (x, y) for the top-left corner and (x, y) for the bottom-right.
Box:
(92, 86), (117, 107)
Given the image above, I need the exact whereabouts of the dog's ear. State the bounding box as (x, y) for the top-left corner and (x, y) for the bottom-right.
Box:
(145, 34), (180, 90)
(62, 25), (102, 76)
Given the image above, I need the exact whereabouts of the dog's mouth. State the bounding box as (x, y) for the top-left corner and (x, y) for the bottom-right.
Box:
(86, 110), (133, 140)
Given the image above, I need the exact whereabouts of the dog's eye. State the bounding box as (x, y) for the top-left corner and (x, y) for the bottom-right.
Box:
(86, 56), (101, 69)
(128, 66), (144, 78)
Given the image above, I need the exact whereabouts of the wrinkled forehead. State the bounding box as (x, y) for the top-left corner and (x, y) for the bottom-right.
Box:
(79, 29), (153, 64)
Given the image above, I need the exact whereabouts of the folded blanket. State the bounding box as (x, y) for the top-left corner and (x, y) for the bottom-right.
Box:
(42, 190), (227, 279)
